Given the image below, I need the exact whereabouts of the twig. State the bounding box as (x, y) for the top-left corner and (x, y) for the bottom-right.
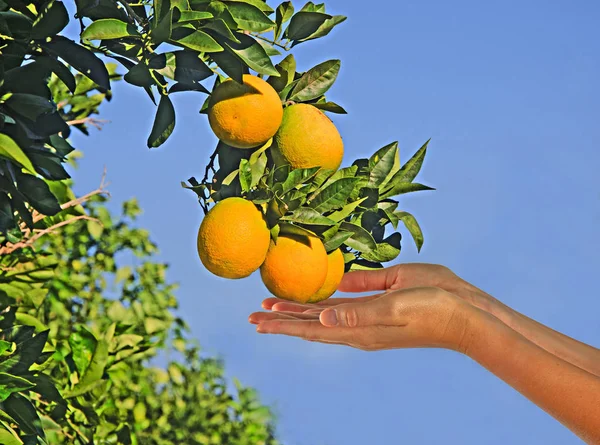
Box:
(66, 117), (109, 130)
(202, 146), (219, 185)
(1, 215), (100, 255)
(250, 33), (290, 51)
(115, 0), (146, 26)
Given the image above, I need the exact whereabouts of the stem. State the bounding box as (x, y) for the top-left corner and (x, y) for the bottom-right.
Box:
(202, 146), (219, 185)
(250, 33), (290, 51)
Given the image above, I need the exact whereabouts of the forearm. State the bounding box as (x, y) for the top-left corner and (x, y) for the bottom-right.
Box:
(465, 307), (600, 444)
(459, 282), (600, 377)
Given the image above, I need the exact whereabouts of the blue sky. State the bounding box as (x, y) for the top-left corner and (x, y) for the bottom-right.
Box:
(66, 0), (599, 443)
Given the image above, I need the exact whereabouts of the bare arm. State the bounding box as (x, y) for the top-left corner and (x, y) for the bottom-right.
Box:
(456, 278), (600, 377)
(465, 305), (600, 444)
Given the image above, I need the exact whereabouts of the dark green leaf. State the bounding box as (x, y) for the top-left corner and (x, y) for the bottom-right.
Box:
(172, 28), (224, 52)
(225, 0), (273, 13)
(0, 134), (36, 173)
(41, 56), (76, 93)
(2, 394), (45, 438)
(31, 0), (68, 39)
(169, 82), (210, 93)
(5, 93), (54, 121)
(285, 11), (330, 40)
(150, 8), (172, 44)
(0, 192), (14, 231)
(147, 95), (175, 148)
(267, 53), (295, 92)
(275, 1), (293, 41)
(211, 50), (247, 83)
(380, 182), (435, 199)
(81, 18), (139, 40)
(308, 177), (357, 213)
(43, 36), (111, 90)
(289, 59), (340, 102)
(278, 222), (317, 237)
(224, 2), (274, 32)
(396, 211), (424, 252)
(312, 101), (346, 113)
(0, 373), (35, 402)
(124, 62), (154, 87)
(16, 173), (61, 215)
(280, 207), (335, 225)
(295, 14), (346, 43)
(225, 33), (279, 76)
(202, 18), (241, 42)
(340, 222), (377, 252)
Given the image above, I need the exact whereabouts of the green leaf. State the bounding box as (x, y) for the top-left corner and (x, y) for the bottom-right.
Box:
(238, 159), (252, 192)
(43, 36), (110, 90)
(124, 62), (154, 87)
(396, 211), (424, 252)
(327, 197), (367, 222)
(155, 51), (214, 83)
(275, 1), (294, 40)
(0, 135), (35, 174)
(361, 232), (401, 262)
(225, 0), (273, 13)
(312, 101), (346, 114)
(177, 10), (214, 22)
(0, 373), (35, 402)
(147, 95), (176, 148)
(202, 18), (241, 43)
(280, 166), (319, 194)
(81, 18), (139, 40)
(256, 38), (281, 56)
(41, 56), (76, 93)
(68, 327), (97, 376)
(211, 50), (247, 83)
(267, 53), (296, 92)
(172, 28), (224, 52)
(5, 93), (55, 120)
(289, 59), (340, 102)
(79, 339), (109, 387)
(394, 139), (430, 183)
(225, 33), (279, 76)
(31, 0), (68, 39)
(340, 222), (377, 252)
(144, 317), (170, 335)
(295, 14), (346, 43)
(0, 429), (21, 445)
(87, 220), (103, 239)
(380, 182), (435, 200)
(2, 394), (45, 438)
(349, 259), (383, 271)
(323, 230), (352, 252)
(151, 8), (172, 44)
(285, 11), (330, 40)
(308, 178), (357, 213)
(368, 141), (399, 188)
(278, 222), (317, 237)
(14, 173), (61, 215)
(280, 207), (335, 226)
(224, 2), (274, 32)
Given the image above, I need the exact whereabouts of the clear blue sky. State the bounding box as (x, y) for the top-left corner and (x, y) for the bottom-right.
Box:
(67, 1), (599, 443)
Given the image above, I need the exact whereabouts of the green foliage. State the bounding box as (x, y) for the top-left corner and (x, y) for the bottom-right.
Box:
(0, 193), (279, 444)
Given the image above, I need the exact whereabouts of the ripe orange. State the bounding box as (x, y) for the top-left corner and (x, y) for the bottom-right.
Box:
(308, 248), (345, 303)
(208, 74), (283, 149)
(272, 103), (344, 170)
(197, 197), (270, 279)
(260, 234), (328, 303)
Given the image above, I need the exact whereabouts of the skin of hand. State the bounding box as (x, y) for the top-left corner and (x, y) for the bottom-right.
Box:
(248, 264), (600, 444)
(258, 263), (600, 377)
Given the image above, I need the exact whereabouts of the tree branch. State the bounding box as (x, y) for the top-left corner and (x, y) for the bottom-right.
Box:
(67, 117), (109, 130)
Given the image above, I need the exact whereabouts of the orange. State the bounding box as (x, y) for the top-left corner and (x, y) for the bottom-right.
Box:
(208, 74), (283, 149)
(197, 197), (270, 279)
(260, 234), (328, 303)
(272, 103), (344, 170)
(308, 248), (345, 303)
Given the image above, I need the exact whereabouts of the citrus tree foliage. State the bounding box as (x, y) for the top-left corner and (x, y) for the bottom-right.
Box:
(0, 193), (279, 444)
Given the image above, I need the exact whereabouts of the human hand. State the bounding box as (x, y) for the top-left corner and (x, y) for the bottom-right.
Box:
(249, 286), (478, 353)
(261, 263), (502, 317)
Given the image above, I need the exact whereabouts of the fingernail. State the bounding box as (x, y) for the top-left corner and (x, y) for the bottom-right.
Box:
(320, 309), (338, 326)
(256, 325), (266, 333)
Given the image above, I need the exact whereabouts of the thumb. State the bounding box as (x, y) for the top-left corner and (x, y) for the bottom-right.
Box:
(319, 298), (394, 328)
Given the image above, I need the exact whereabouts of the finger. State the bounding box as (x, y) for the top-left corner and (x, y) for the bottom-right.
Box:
(262, 298), (287, 310)
(311, 294), (382, 306)
(249, 311), (319, 324)
(338, 268), (400, 293)
(271, 301), (317, 313)
(256, 319), (357, 345)
(319, 296), (397, 328)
